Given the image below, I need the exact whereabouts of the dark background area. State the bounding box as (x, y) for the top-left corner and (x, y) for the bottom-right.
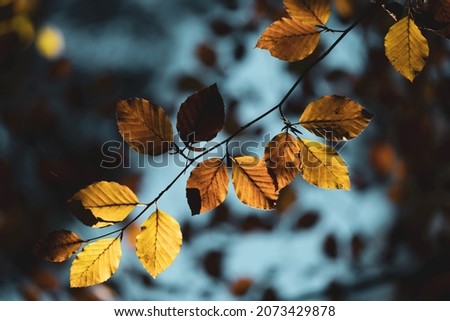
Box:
(0, 0), (449, 300)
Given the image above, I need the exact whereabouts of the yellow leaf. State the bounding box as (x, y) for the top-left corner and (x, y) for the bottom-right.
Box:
(68, 181), (139, 228)
(33, 230), (83, 263)
(299, 95), (373, 141)
(70, 238), (121, 288)
(384, 17), (429, 82)
(256, 17), (320, 62)
(136, 209), (182, 278)
(297, 139), (350, 190)
(232, 156), (279, 210)
(263, 133), (300, 189)
(285, 0), (331, 25)
(186, 158), (229, 215)
(117, 98), (174, 155)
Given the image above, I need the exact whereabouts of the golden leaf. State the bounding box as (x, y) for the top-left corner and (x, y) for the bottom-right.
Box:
(297, 138), (350, 190)
(299, 95), (373, 141)
(256, 18), (321, 62)
(117, 98), (174, 155)
(70, 238), (122, 288)
(384, 17), (429, 82)
(186, 158), (229, 215)
(263, 133), (301, 189)
(136, 209), (182, 278)
(232, 156), (279, 210)
(68, 181), (139, 228)
(33, 230), (83, 263)
(285, 0), (331, 25)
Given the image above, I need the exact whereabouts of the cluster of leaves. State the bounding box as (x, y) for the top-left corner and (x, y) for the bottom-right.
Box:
(33, 80), (372, 287)
(29, 0), (419, 288)
(256, 0), (449, 82)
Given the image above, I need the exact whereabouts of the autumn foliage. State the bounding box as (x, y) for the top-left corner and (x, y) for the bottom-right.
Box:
(32, 0), (449, 288)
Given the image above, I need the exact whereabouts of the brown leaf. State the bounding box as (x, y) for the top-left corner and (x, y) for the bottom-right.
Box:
(276, 185), (297, 214)
(295, 210), (320, 230)
(203, 250), (223, 279)
(256, 18), (320, 62)
(186, 158), (229, 215)
(196, 43), (217, 67)
(117, 98), (174, 155)
(176, 84), (225, 145)
(33, 230), (83, 263)
(430, 0), (450, 23)
(323, 234), (338, 259)
(264, 132), (301, 189)
(369, 141), (396, 177)
(232, 156), (278, 210)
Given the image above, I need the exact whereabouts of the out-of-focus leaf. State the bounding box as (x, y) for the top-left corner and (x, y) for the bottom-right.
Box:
(284, 0), (331, 25)
(230, 278), (253, 296)
(323, 234), (338, 259)
(333, 0), (355, 20)
(384, 17), (429, 82)
(294, 210), (320, 230)
(186, 158), (229, 215)
(297, 139), (350, 190)
(232, 156), (278, 210)
(136, 209), (182, 278)
(430, 0), (450, 23)
(299, 95), (373, 141)
(264, 133), (301, 189)
(31, 269), (60, 291)
(68, 181), (139, 228)
(176, 84), (225, 145)
(33, 230), (83, 263)
(196, 43), (217, 67)
(256, 18), (320, 62)
(203, 250), (223, 279)
(70, 238), (122, 288)
(276, 185), (297, 214)
(117, 98), (174, 155)
(35, 25), (64, 59)
(370, 141), (396, 176)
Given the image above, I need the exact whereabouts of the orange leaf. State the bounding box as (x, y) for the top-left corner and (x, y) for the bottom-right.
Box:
(264, 133), (300, 189)
(232, 156), (278, 210)
(256, 18), (320, 62)
(186, 158), (229, 215)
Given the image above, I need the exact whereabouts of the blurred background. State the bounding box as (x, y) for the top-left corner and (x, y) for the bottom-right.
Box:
(0, 0), (449, 300)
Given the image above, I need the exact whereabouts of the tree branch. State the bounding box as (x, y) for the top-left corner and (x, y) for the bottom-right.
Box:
(98, 3), (376, 239)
